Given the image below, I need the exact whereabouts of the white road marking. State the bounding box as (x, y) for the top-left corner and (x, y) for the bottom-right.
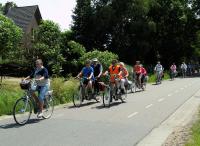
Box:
(145, 104), (153, 109)
(175, 90), (179, 93)
(168, 94), (172, 97)
(158, 98), (165, 102)
(128, 112), (138, 118)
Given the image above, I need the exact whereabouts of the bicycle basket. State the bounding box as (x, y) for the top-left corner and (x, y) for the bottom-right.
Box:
(20, 81), (30, 90)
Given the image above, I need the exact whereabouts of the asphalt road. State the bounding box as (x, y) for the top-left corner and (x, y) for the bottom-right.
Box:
(0, 77), (200, 146)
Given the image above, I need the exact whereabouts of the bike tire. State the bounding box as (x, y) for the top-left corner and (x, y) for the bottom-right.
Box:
(103, 87), (111, 107)
(42, 95), (54, 119)
(13, 97), (32, 125)
(73, 86), (83, 107)
(120, 89), (127, 103)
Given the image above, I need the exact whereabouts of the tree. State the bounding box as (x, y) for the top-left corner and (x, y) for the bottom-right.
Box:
(72, 0), (94, 50)
(0, 14), (23, 60)
(33, 20), (65, 75)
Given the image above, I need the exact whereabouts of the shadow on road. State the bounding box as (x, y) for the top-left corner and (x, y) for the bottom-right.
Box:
(0, 119), (41, 129)
(94, 101), (122, 109)
(67, 101), (98, 109)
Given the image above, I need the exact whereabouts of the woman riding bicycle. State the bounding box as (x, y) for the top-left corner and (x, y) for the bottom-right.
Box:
(24, 59), (50, 118)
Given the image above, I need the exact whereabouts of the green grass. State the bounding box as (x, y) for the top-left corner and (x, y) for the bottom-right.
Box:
(148, 72), (170, 83)
(0, 80), (23, 116)
(0, 77), (79, 116)
(185, 110), (200, 146)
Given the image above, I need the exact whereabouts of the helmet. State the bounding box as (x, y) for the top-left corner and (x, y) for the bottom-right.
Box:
(92, 58), (98, 62)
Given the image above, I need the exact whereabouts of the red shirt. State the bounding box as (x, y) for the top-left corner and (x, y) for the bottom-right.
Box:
(141, 67), (147, 76)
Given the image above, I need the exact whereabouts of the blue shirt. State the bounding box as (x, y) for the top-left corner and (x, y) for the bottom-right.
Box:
(82, 67), (94, 80)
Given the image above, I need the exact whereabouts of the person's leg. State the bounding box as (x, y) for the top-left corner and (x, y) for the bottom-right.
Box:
(38, 86), (48, 116)
(120, 79), (126, 93)
(139, 74), (142, 87)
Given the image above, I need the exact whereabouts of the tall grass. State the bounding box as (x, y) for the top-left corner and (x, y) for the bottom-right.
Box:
(185, 110), (200, 146)
(51, 77), (79, 105)
(0, 80), (23, 116)
(0, 78), (79, 116)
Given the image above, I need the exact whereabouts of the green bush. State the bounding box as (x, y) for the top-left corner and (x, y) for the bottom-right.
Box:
(79, 50), (118, 69)
(51, 78), (79, 104)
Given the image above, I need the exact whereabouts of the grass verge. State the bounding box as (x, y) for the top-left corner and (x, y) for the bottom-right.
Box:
(0, 77), (79, 116)
(185, 110), (200, 146)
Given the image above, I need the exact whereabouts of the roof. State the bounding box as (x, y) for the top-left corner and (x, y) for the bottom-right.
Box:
(6, 5), (42, 32)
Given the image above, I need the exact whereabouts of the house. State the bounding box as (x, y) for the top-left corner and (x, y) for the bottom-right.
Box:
(5, 4), (42, 48)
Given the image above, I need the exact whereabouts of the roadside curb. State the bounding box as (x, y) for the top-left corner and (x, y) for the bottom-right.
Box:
(136, 88), (200, 146)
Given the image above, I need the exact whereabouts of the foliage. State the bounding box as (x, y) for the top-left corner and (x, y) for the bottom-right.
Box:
(0, 80), (23, 116)
(0, 14), (23, 59)
(33, 20), (65, 75)
(51, 78), (78, 104)
(79, 50), (118, 69)
(72, 0), (200, 66)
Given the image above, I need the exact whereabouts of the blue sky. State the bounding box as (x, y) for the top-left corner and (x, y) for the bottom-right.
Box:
(1, 0), (76, 30)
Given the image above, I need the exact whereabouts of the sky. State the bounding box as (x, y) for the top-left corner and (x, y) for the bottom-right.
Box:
(1, 0), (76, 30)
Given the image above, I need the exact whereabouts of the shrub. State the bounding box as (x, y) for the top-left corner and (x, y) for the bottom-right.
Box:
(51, 78), (79, 104)
(79, 50), (118, 69)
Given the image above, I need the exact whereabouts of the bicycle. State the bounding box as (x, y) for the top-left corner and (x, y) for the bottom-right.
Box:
(102, 75), (127, 107)
(133, 73), (146, 92)
(155, 71), (162, 85)
(73, 77), (100, 107)
(13, 80), (54, 125)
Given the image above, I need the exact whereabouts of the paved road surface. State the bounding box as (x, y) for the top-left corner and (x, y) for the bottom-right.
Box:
(0, 78), (200, 146)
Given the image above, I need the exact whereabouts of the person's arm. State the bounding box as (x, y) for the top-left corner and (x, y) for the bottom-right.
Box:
(77, 71), (83, 78)
(88, 68), (94, 80)
(98, 64), (103, 78)
(24, 69), (34, 80)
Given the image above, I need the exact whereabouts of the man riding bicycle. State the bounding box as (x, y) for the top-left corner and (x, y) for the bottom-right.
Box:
(76, 60), (94, 95)
(91, 58), (103, 94)
(24, 59), (50, 118)
(133, 61), (142, 88)
(154, 61), (164, 83)
(119, 62), (129, 93)
(104, 59), (122, 94)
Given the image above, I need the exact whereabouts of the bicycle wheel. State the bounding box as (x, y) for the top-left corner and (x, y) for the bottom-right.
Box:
(73, 86), (83, 107)
(13, 97), (32, 125)
(120, 89), (127, 102)
(42, 95), (54, 119)
(103, 87), (111, 107)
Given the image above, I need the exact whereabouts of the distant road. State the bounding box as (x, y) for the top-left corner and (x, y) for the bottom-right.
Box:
(0, 78), (200, 146)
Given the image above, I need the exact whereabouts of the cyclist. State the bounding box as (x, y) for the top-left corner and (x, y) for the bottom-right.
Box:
(104, 59), (122, 94)
(133, 61), (142, 88)
(24, 59), (50, 118)
(154, 61), (164, 83)
(91, 58), (103, 94)
(141, 64), (147, 84)
(119, 62), (129, 93)
(181, 62), (187, 78)
(170, 63), (177, 80)
(76, 60), (94, 94)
